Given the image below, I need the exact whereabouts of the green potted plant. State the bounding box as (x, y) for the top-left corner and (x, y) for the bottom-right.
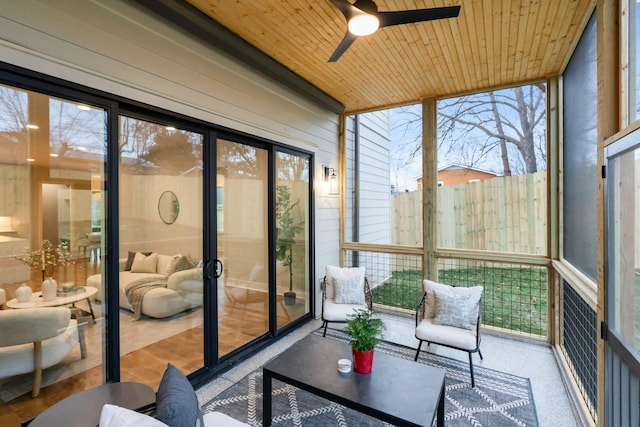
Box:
(344, 309), (386, 374)
(275, 185), (304, 305)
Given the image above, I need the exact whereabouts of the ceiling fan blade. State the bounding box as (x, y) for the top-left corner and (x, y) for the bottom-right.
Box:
(329, 32), (358, 62)
(379, 6), (461, 28)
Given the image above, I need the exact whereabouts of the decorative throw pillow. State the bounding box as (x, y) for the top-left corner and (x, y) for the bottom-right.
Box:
(130, 252), (158, 274)
(156, 363), (204, 427)
(423, 280), (483, 326)
(325, 265), (365, 301)
(432, 290), (476, 330)
(99, 404), (170, 427)
(162, 254), (182, 276)
(334, 276), (366, 304)
(173, 255), (196, 273)
(124, 251), (152, 271)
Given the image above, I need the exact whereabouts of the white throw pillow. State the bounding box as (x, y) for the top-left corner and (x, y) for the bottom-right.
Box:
(130, 252), (158, 273)
(325, 266), (365, 301)
(432, 290), (475, 329)
(160, 254), (181, 276)
(334, 276), (366, 304)
(423, 280), (483, 327)
(99, 404), (169, 427)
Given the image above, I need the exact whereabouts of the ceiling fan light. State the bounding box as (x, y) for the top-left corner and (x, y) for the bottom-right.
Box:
(348, 14), (379, 36)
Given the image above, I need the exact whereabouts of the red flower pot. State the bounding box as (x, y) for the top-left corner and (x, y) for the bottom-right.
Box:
(352, 349), (374, 374)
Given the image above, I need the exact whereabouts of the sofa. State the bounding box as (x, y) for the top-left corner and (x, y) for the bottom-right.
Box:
(87, 252), (203, 319)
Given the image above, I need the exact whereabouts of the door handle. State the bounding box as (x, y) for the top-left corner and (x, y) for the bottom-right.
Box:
(215, 258), (224, 279)
(202, 260), (212, 280)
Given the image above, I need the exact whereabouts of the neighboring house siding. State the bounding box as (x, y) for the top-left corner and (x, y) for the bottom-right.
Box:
(345, 111), (391, 245)
(358, 111), (391, 245)
(344, 111), (392, 287)
(0, 0), (340, 316)
(438, 169), (496, 186)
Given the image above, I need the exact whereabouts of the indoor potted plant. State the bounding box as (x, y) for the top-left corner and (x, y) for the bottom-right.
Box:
(275, 185), (304, 306)
(344, 309), (386, 374)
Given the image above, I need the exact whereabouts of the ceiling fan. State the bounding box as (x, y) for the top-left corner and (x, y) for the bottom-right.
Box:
(328, 0), (461, 62)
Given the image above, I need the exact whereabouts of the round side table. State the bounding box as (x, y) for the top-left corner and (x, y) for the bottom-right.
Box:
(26, 382), (155, 427)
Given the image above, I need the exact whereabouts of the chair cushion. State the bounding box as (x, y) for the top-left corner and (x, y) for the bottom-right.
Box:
(203, 412), (251, 426)
(415, 319), (479, 351)
(100, 404), (169, 427)
(325, 266), (365, 301)
(322, 299), (368, 321)
(423, 280), (483, 327)
(156, 363), (204, 427)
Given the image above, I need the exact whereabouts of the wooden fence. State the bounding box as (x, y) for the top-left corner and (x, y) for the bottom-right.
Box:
(393, 172), (547, 255)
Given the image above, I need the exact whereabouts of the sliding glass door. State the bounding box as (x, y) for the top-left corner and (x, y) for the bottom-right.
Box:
(0, 83), (108, 400)
(275, 150), (310, 325)
(215, 143), (312, 356)
(216, 138), (269, 356)
(0, 73), (314, 415)
(118, 115), (204, 383)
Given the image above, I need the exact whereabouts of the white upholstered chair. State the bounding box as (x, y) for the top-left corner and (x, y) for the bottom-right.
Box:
(0, 306), (85, 397)
(414, 280), (484, 387)
(321, 265), (372, 337)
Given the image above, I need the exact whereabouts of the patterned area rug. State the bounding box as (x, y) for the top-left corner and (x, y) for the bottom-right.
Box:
(202, 328), (538, 426)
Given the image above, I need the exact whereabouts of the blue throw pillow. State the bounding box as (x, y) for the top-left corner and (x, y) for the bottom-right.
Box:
(156, 363), (203, 427)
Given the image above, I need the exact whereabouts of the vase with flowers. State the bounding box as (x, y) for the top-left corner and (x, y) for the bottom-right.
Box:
(11, 239), (72, 301)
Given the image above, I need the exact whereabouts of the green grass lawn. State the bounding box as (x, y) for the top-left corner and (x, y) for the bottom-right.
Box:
(371, 267), (548, 336)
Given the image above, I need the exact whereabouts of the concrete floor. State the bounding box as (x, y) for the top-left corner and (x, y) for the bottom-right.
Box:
(197, 313), (589, 426)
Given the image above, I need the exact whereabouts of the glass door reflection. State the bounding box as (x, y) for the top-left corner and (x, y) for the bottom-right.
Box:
(118, 116), (204, 385)
(216, 139), (269, 356)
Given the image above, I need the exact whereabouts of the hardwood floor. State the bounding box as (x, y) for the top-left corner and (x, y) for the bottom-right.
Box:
(0, 260), (306, 427)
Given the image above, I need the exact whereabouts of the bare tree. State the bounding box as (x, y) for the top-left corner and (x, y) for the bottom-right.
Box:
(277, 152), (309, 182)
(389, 105), (422, 190)
(119, 116), (158, 157)
(217, 140), (261, 178)
(0, 87), (28, 131)
(438, 84), (546, 175)
(389, 83), (546, 182)
(140, 128), (201, 174)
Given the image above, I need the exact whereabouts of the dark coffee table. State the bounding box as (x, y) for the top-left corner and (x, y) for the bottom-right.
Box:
(24, 382), (155, 427)
(263, 334), (445, 426)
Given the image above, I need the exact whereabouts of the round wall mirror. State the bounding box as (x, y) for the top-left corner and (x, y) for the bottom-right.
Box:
(158, 191), (179, 224)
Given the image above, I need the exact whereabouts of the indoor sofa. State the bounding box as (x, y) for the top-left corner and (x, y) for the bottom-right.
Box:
(87, 252), (202, 319)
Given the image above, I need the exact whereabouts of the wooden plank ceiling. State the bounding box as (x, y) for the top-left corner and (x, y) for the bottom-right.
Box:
(185, 0), (594, 114)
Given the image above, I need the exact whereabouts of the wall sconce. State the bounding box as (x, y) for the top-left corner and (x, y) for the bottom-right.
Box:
(323, 166), (339, 196)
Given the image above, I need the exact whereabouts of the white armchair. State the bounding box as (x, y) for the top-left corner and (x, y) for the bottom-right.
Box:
(321, 266), (372, 337)
(414, 280), (484, 387)
(0, 307), (85, 397)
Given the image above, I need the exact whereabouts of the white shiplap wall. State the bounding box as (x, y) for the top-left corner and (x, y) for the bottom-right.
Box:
(0, 0), (340, 317)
